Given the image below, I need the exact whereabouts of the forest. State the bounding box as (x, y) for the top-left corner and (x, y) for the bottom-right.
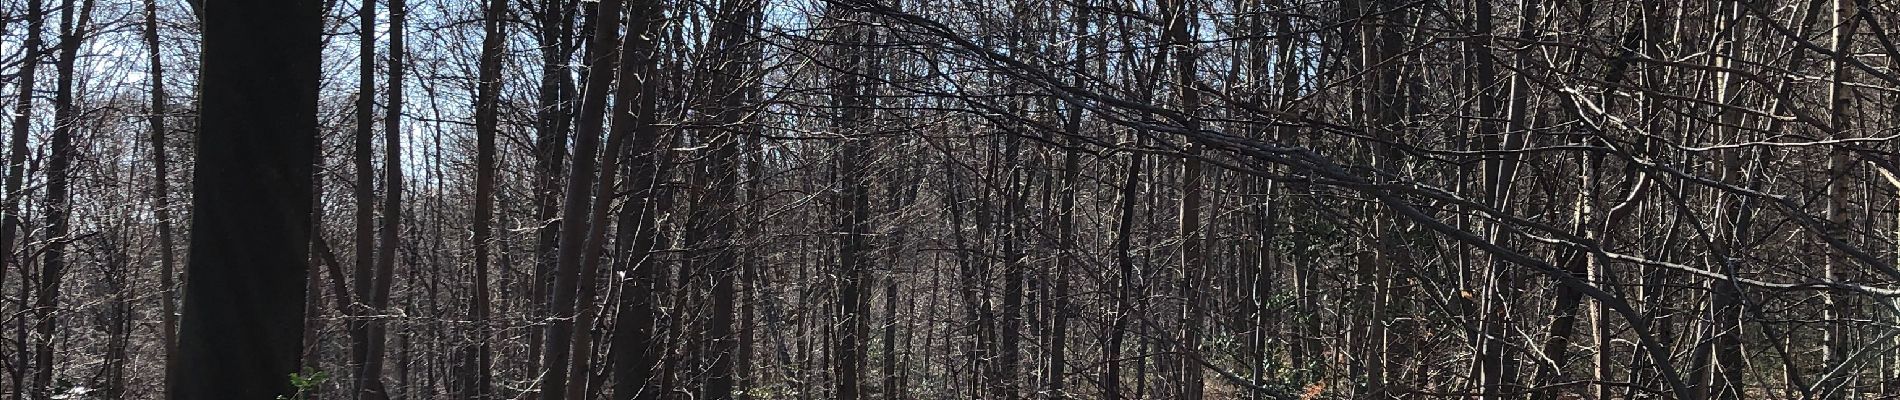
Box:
(3, 0), (1900, 398)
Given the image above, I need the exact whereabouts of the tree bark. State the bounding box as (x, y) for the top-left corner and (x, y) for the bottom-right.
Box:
(465, 0), (506, 397)
(1820, 0), (1859, 397)
(1160, 0), (1203, 396)
(697, 0), (758, 398)
(528, 1), (577, 391)
(607, 1), (667, 399)
(144, 0), (182, 396)
(32, 0), (91, 396)
(349, 0), (384, 396)
(539, 1), (622, 398)
(831, 6), (875, 400)
(1044, 3), (1088, 398)
(362, 0), (407, 397)
(166, 0), (321, 396)
(1477, 0), (1535, 394)
(1101, 27), (1152, 397)
(562, 1), (663, 395)
(3, 2), (40, 400)
(1, 1), (41, 397)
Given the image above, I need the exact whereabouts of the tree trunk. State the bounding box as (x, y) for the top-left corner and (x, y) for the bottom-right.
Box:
(995, 128), (1025, 400)
(697, 0), (758, 398)
(363, 0), (407, 397)
(144, 0), (182, 396)
(1820, 0), (1858, 397)
(1102, 64), (1148, 400)
(943, 157), (990, 399)
(32, 1), (90, 396)
(166, 0), (321, 396)
(1160, 0), (1203, 396)
(1, 1), (40, 398)
(607, 1), (667, 399)
(1048, 112), (1081, 400)
(539, 1), (622, 398)
(1361, 0), (1407, 396)
(466, 0), (506, 397)
(304, 137), (330, 400)
(349, 0), (383, 396)
(831, 6), (875, 400)
(1477, 0), (1535, 394)
(562, 1), (662, 395)
(1045, 3), (1088, 398)
(528, 1), (577, 392)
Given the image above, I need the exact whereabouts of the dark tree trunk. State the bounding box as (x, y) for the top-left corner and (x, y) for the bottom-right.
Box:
(304, 139), (330, 400)
(1159, 0), (1202, 396)
(1049, 93), (1082, 400)
(363, 0), (407, 398)
(1, 1), (40, 397)
(1359, 0), (1407, 395)
(697, 0), (757, 398)
(1045, 2), (1090, 398)
(830, 7), (875, 399)
(528, 0), (577, 391)
(608, 1), (667, 399)
(561, 1), (663, 395)
(1474, 0), (1533, 393)
(144, 0), (182, 396)
(349, 0), (383, 396)
(166, 0), (321, 396)
(32, 1), (91, 396)
(1102, 109), (1143, 400)
(466, 0), (506, 397)
(539, 1), (622, 398)
(995, 131), (1025, 400)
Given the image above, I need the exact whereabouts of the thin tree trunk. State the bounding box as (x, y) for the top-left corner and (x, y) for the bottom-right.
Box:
(562, 2), (660, 394)
(539, 1), (622, 398)
(1160, 0), (1203, 395)
(32, 1), (91, 396)
(1459, 1), (1497, 394)
(1820, 0), (1858, 397)
(1102, 74), (1147, 400)
(362, 0), (407, 397)
(1478, 0), (1535, 394)
(698, 0), (758, 398)
(831, 6), (875, 399)
(736, 8), (768, 396)
(304, 136), (330, 400)
(1361, 0), (1407, 396)
(880, 154), (917, 400)
(607, 1), (667, 399)
(1048, 115), (1081, 400)
(943, 156), (989, 399)
(104, 249), (130, 400)
(1044, 3), (1087, 397)
(350, 0), (383, 396)
(994, 140), (1025, 400)
(145, 0), (182, 396)
(1269, 0), (1309, 387)
(1, 1), (40, 398)
(466, 0), (506, 397)
(528, 0), (577, 392)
